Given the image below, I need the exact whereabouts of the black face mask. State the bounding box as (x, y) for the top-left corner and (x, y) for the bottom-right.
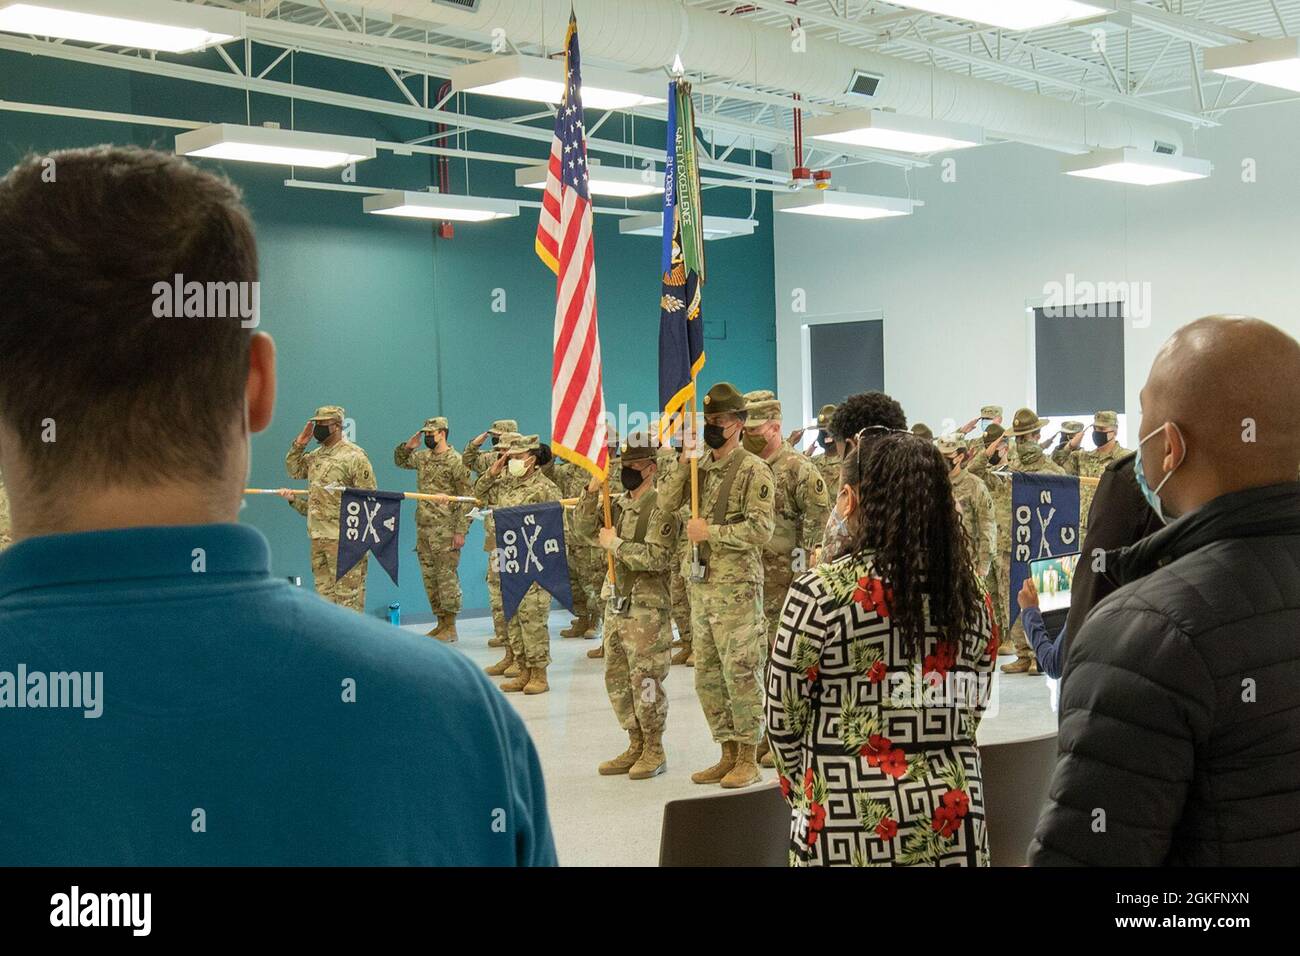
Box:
(313, 423), (332, 443)
(620, 465), (645, 491)
(1092, 429), (1109, 448)
(487, 435), (496, 447)
(989, 450), (1003, 465)
(424, 434), (439, 450)
(703, 423), (729, 449)
(818, 430), (834, 450)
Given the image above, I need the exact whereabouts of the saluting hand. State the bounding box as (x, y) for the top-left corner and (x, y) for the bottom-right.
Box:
(406, 431), (422, 449)
(294, 421), (314, 447)
(472, 431), (489, 447)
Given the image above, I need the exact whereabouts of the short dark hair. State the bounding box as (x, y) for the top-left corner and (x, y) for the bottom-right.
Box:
(829, 391), (906, 442)
(0, 146), (257, 488)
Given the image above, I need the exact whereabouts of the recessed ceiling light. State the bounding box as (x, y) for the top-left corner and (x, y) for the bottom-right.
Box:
(893, 1), (1108, 31)
(0, 0), (241, 53)
(1204, 37), (1300, 93)
(1062, 147), (1211, 185)
(175, 124), (376, 169)
(618, 213), (757, 240)
(515, 163), (663, 198)
(451, 55), (666, 111)
(805, 110), (984, 154)
(362, 190), (519, 223)
(774, 190), (917, 221)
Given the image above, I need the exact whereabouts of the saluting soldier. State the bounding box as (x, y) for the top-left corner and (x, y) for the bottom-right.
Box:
(462, 418), (517, 649)
(657, 382), (775, 790)
(283, 405), (377, 612)
(394, 417), (474, 641)
(550, 455), (599, 642)
(1050, 420), (1085, 468)
(574, 432), (678, 780)
(938, 433), (996, 583)
(475, 433), (562, 695)
(1065, 410), (1128, 541)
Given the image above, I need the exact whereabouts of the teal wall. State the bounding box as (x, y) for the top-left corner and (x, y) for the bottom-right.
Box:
(0, 48), (777, 618)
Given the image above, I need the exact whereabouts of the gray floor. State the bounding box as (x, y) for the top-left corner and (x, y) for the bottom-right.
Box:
(402, 611), (1060, 867)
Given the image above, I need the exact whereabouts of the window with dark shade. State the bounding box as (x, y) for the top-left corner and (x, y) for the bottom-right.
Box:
(809, 319), (884, 412)
(1033, 304), (1125, 416)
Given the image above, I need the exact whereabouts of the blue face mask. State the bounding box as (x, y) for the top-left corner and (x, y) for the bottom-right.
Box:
(1134, 422), (1184, 525)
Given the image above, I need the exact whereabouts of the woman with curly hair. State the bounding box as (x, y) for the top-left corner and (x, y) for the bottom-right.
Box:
(765, 430), (997, 867)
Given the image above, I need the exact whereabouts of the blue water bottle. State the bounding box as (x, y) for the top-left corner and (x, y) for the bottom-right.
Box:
(387, 602), (401, 626)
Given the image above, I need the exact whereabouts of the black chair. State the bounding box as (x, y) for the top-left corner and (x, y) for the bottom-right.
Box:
(659, 782), (789, 867)
(981, 730), (1058, 866)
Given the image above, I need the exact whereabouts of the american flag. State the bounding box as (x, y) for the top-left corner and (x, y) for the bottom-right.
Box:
(535, 12), (608, 479)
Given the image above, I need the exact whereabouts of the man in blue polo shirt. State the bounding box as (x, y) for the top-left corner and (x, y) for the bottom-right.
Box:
(0, 145), (556, 866)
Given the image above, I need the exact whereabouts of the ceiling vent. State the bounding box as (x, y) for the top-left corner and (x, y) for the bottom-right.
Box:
(845, 69), (883, 101)
(1152, 140), (1178, 155)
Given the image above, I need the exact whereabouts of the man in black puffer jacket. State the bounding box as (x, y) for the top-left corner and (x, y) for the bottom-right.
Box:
(1030, 315), (1300, 866)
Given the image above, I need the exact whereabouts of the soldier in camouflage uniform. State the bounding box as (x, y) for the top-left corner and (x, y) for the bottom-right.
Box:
(475, 433), (562, 694)
(394, 416), (474, 641)
(0, 467), (11, 550)
(938, 433), (996, 585)
(655, 442), (695, 666)
(1064, 410), (1128, 542)
(965, 423), (1011, 649)
(1050, 420), (1085, 469)
(658, 382), (775, 789)
(283, 405), (378, 613)
(578, 430), (625, 659)
(462, 419), (517, 649)
(573, 432), (678, 779)
(743, 390), (830, 768)
(549, 455), (599, 640)
(809, 404), (843, 498)
(999, 408), (1065, 674)
(962, 404), (1020, 468)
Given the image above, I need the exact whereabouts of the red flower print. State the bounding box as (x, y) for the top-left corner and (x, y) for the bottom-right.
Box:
(803, 768), (815, 800)
(986, 634), (999, 662)
(779, 775), (791, 799)
(806, 665), (820, 682)
(878, 748), (908, 779)
(867, 660), (887, 684)
(924, 641), (957, 681)
(806, 802), (827, 846)
(852, 576), (893, 618)
(942, 789), (970, 817)
(932, 805), (961, 838)
(875, 817), (898, 841)
(860, 733), (892, 764)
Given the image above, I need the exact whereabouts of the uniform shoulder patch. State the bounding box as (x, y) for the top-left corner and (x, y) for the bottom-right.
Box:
(758, 481), (771, 500)
(814, 478), (825, 495)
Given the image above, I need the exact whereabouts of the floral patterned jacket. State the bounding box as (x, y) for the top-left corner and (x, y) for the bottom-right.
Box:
(764, 552), (997, 866)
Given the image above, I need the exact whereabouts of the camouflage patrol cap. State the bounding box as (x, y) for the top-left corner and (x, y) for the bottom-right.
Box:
(621, 431), (656, 463)
(817, 404), (837, 429)
(511, 433), (541, 454)
(911, 422), (934, 441)
(743, 389), (781, 424)
(422, 416), (448, 432)
(1061, 420), (1084, 435)
(1092, 410), (1119, 430)
(983, 424), (1005, 446)
(980, 405), (1002, 419)
(310, 405), (344, 422)
(489, 419), (518, 435)
(702, 382), (746, 416)
(1008, 407), (1049, 437)
(935, 433), (967, 455)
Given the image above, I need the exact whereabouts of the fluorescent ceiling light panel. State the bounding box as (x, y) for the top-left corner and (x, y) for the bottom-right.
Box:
(515, 163), (664, 198)
(1204, 37), (1300, 93)
(176, 124), (376, 169)
(774, 190), (916, 221)
(0, 0), (241, 52)
(893, 1), (1107, 31)
(1062, 147), (1211, 185)
(363, 190), (519, 223)
(805, 110), (984, 154)
(451, 55), (666, 111)
(618, 213), (757, 240)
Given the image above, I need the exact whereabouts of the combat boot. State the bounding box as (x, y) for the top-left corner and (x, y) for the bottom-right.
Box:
(997, 639), (1013, 655)
(629, 732), (667, 780)
(685, 650), (694, 667)
(503, 655), (522, 678)
(484, 646), (514, 676)
(587, 643), (604, 659)
(757, 734), (773, 768)
(720, 743), (762, 789)
(523, 665), (549, 695)
(425, 623), (441, 638)
(560, 616), (591, 639)
(598, 729), (643, 775)
(671, 643), (692, 665)
(488, 634), (507, 648)
(1001, 657), (1033, 674)
(501, 667), (531, 693)
(436, 614), (459, 643)
(691, 741), (737, 785)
